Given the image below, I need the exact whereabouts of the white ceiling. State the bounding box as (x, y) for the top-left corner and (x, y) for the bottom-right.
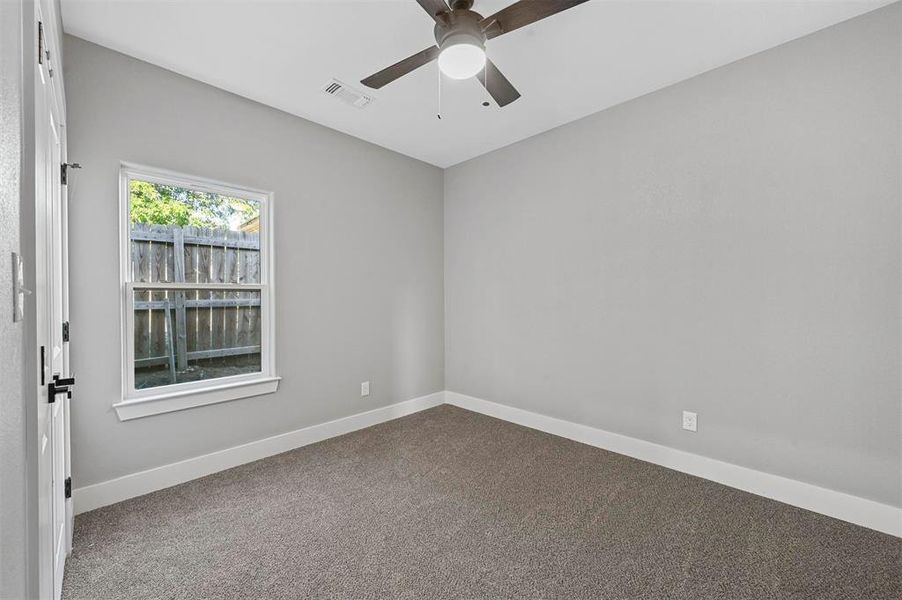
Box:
(61, 0), (893, 167)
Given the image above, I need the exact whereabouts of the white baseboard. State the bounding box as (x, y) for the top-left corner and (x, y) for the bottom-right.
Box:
(445, 391), (901, 538)
(75, 389), (900, 538)
(73, 391), (445, 514)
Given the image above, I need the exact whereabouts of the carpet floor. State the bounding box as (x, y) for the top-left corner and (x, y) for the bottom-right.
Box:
(63, 405), (901, 599)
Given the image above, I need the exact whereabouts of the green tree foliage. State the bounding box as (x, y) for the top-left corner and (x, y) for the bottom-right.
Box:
(130, 180), (258, 229)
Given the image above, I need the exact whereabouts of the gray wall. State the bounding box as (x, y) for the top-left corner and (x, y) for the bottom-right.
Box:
(444, 5), (901, 507)
(1, 1), (26, 596)
(64, 36), (445, 487)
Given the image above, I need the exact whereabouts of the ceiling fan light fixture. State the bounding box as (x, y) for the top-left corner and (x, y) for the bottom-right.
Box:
(361, 1), (593, 106)
(438, 33), (486, 80)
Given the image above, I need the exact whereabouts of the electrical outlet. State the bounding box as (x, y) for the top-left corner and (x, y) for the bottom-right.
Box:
(682, 411), (697, 432)
(360, 381), (370, 397)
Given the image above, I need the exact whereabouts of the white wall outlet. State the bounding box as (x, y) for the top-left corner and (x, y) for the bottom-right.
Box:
(682, 411), (698, 432)
(360, 381), (370, 397)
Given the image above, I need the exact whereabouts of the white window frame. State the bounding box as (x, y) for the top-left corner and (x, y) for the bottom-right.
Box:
(115, 163), (279, 420)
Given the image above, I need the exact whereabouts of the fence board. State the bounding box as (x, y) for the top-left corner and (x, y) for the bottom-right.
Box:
(150, 239), (170, 282)
(244, 249), (260, 351)
(137, 299), (261, 310)
(235, 245), (246, 349)
(196, 236), (212, 352)
(135, 290), (151, 361)
(172, 228), (188, 369)
(136, 345), (262, 368)
(223, 233), (238, 352)
(151, 243), (169, 360)
(131, 229), (260, 250)
(133, 240), (150, 361)
(212, 244), (226, 354)
(163, 301), (177, 383)
(133, 242), (152, 283)
(183, 232), (199, 354)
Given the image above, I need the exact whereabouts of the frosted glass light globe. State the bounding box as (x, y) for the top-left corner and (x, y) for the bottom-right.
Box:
(438, 41), (486, 80)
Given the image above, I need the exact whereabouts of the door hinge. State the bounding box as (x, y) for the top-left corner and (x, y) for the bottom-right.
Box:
(61, 162), (81, 185)
(64, 477), (72, 499)
(37, 21), (44, 65)
(62, 321), (69, 342)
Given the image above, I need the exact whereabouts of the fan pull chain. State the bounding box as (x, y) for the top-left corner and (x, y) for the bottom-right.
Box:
(437, 65), (443, 120)
(483, 61), (490, 107)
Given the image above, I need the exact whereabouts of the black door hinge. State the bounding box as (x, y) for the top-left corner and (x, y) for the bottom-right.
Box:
(37, 21), (44, 65)
(64, 477), (72, 499)
(61, 162), (81, 185)
(62, 321), (69, 342)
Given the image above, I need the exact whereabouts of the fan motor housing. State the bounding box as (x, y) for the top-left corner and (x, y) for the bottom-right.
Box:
(434, 8), (486, 50)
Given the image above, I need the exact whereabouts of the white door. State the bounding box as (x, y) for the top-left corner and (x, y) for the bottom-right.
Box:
(35, 11), (72, 600)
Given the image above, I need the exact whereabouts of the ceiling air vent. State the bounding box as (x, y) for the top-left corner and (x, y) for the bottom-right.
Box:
(322, 79), (374, 109)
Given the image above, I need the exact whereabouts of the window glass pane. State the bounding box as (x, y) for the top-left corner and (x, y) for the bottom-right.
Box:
(133, 287), (262, 390)
(129, 179), (261, 284)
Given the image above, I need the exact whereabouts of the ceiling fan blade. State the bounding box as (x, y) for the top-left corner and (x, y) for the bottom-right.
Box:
(361, 46), (440, 89)
(414, 0), (450, 22)
(481, 0), (591, 40)
(477, 59), (521, 107)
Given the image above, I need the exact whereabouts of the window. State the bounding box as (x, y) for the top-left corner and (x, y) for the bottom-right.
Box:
(116, 164), (278, 420)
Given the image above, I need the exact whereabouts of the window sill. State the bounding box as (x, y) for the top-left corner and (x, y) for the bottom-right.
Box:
(114, 376), (281, 421)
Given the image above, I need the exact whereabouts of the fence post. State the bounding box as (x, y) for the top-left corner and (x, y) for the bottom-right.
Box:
(172, 227), (189, 370)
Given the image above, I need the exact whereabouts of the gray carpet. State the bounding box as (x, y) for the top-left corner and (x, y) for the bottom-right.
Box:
(63, 405), (900, 599)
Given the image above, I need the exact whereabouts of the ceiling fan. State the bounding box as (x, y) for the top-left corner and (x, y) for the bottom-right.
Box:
(360, 0), (590, 107)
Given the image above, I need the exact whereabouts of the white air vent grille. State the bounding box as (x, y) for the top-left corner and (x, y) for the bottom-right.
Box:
(322, 79), (373, 109)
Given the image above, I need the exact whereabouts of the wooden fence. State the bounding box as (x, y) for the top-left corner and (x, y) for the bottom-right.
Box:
(131, 223), (261, 379)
